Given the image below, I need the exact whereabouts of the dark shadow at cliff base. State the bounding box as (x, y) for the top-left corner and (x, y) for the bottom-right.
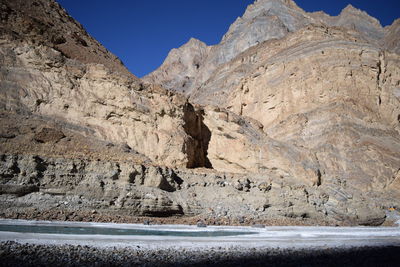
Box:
(183, 103), (212, 169)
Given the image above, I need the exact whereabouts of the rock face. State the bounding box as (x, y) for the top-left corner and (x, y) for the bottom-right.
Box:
(144, 0), (312, 95)
(384, 19), (400, 54)
(0, 153), (389, 225)
(0, 0), (214, 169)
(0, 0), (134, 77)
(310, 4), (384, 42)
(144, 0), (394, 98)
(203, 106), (321, 186)
(204, 25), (400, 194)
(0, 154), (184, 216)
(147, 1), (400, 198)
(1, 0), (400, 226)
(144, 38), (210, 95)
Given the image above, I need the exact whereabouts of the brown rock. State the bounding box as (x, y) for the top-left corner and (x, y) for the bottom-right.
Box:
(34, 128), (65, 143)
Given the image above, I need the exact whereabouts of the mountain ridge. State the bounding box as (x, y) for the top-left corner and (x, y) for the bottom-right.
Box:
(144, 0), (398, 96)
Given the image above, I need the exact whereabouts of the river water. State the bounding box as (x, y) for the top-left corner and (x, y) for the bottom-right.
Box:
(0, 219), (399, 249)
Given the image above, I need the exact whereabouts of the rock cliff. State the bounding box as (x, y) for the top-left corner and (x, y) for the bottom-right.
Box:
(1, 0), (400, 226)
(0, 0), (213, 168)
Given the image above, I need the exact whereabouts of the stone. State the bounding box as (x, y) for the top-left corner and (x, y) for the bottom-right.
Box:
(0, 184), (39, 196)
(0, 133), (16, 139)
(258, 182), (272, 192)
(139, 193), (183, 217)
(234, 181), (244, 191)
(34, 128), (65, 143)
(196, 221), (207, 228)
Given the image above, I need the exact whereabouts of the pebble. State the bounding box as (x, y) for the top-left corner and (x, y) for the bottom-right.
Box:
(251, 224), (266, 228)
(196, 221), (207, 228)
(1, 241), (399, 267)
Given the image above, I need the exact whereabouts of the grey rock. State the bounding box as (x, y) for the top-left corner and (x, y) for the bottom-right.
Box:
(251, 224), (265, 228)
(196, 221), (207, 228)
(0, 184), (39, 196)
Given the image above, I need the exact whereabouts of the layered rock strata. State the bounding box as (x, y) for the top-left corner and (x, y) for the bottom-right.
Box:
(146, 0), (400, 220)
(0, 0), (215, 168)
(0, 153), (390, 226)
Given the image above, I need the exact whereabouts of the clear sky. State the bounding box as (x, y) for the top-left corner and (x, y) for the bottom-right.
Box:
(56, 0), (400, 78)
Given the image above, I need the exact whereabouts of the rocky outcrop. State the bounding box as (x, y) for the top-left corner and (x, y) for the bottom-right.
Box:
(384, 19), (400, 54)
(0, 154), (184, 216)
(145, 38), (210, 94)
(310, 4), (384, 43)
(0, 153), (393, 225)
(141, 0), (400, 225)
(0, 0), (202, 168)
(156, 24), (400, 197)
(215, 25), (400, 192)
(203, 106), (321, 186)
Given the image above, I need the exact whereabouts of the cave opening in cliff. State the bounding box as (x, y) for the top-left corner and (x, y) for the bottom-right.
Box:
(183, 103), (213, 169)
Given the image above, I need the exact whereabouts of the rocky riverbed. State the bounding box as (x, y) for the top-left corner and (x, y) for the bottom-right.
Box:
(0, 241), (399, 267)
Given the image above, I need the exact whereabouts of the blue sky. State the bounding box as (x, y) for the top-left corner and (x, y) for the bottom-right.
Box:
(56, 0), (400, 77)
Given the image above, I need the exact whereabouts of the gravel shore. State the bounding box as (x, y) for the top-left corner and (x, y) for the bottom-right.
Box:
(0, 209), (362, 227)
(1, 241), (399, 267)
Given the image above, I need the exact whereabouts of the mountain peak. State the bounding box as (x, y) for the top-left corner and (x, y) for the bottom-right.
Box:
(341, 4), (358, 13)
(339, 3), (382, 28)
(186, 38), (207, 47)
(143, 37), (210, 92)
(253, 0), (302, 8)
(243, 0), (305, 21)
(220, 0), (310, 60)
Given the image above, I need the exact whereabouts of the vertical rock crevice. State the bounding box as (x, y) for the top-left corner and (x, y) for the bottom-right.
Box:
(183, 103), (212, 169)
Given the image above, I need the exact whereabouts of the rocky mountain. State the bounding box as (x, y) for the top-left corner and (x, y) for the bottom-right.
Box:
(145, 0), (312, 95)
(1, 0), (400, 226)
(144, 0), (397, 96)
(0, 0), (209, 168)
(0, 0), (135, 78)
(385, 18), (400, 54)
